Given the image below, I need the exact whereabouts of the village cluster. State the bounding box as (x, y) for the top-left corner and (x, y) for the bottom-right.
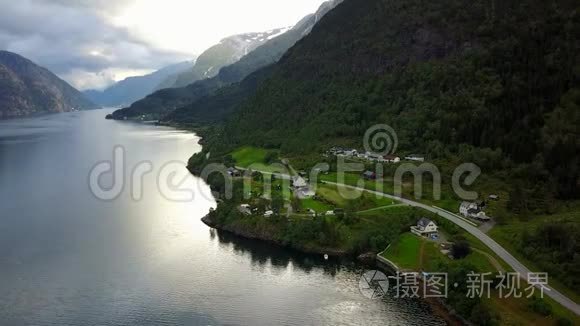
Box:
(230, 147), (500, 224)
(325, 147), (425, 163)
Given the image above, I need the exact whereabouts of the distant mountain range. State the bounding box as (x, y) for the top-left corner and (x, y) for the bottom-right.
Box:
(165, 28), (292, 89)
(84, 61), (194, 107)
(0, 50), (97, 120)
(108, 0), (342, 121)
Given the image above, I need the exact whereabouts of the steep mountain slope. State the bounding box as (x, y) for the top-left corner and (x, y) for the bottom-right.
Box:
(84, 61), (193, 107)
(108, 0), (342, 121)
(190, 0), (579, 202)
(0, 50), (97, 119)
(167, 29), (291, 89)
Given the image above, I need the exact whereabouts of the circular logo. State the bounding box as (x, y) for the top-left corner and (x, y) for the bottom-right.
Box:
(359, 270), (390, 300)
(363, 124), (398, 156)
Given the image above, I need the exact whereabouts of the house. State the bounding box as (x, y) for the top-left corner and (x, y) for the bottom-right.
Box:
(410, 218), (438, 237)
(238, 204), (252, 216)
(264, 210), (274, 217)
(366, 152), (385, 162)
(384, 155), (401, 163)
(460, 201), (481, 216)
(405, 154), (425, 162)
(227, 167), (241, 177)
(292, 176), (308, 188)
(343, 149), (358, 157)
(489, 194), (500, 201)
(459, 201), (490, 221)
(357, 152), (368, 159)
(362, 171), (377, 180)
(295, 187), (315, 199)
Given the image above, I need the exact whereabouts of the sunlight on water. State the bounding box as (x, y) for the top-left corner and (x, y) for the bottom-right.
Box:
(0, 110), (444, 326)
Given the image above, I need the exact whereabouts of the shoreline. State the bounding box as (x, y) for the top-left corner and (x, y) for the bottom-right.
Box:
(201, 212), (465, 325)
(201, 214), (351, 258)
(168, 118), (467, 325)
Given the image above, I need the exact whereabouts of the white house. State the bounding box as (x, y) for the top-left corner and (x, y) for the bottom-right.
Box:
(357, 153), (368, 159)
(459, 201), (490, 221)
(384, 155), (401, 163)
(343, 149), (358, 157)
(238, 204), (252, 216)
(366, 152), (385, 162)
(295, 187), (315, 199)
(405, 154), (425, 162)
(292, 176), (308, 188)
(410, 218), (438, 237)
(227, 167), (241, 177)
(460, 201), (480, 216)
(264, 210), (274, 217)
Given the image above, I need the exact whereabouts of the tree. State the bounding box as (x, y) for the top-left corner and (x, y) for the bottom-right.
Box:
(451, 237), (471, 259)
(291, 197), (302, 212)
(271, 194), (284, 214)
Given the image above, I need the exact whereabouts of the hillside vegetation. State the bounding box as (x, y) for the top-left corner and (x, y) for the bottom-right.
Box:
(193, 0), (579, 203)
(185, 0), (580, 309)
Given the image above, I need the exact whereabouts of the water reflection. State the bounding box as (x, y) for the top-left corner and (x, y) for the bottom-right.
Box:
(211, 229), (350, 277)
(0, 110), (445, 326)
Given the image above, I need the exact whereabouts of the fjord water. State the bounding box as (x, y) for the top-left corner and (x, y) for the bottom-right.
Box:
(0, 110), (444, 326)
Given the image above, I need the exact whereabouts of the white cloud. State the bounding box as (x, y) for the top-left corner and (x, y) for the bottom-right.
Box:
(0, 0), (327, 90)
(112, 0), (327, 54)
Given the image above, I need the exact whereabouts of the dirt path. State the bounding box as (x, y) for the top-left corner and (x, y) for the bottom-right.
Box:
(473, 248), (505, 272)
(357, 203), (408, 214)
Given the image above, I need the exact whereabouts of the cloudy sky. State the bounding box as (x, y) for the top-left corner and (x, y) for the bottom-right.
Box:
(0, 0), (326, 90)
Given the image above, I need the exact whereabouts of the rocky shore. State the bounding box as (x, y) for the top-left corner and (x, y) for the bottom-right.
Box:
(201, 214), (350, 258)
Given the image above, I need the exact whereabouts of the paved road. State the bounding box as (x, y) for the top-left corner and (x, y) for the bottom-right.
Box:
(322, 181), (580, 315)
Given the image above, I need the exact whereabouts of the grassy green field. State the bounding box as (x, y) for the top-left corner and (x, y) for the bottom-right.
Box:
(380, 233), (424, 270)
(232, 147), (269, 166)
(320, 172), (462, 212)
(301, 198), (333, 213)
(231, 147), (288, 173)
(379, 232), (578, 325)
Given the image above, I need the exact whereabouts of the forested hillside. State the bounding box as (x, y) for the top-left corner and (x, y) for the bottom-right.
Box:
(193, 0), (578, 203)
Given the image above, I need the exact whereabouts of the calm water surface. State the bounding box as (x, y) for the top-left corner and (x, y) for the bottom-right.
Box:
(0, 110), (445, 325)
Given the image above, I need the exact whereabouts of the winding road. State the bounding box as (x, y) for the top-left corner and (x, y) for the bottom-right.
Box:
(235, 165), (580, 315)
(321, 180), (580, 316)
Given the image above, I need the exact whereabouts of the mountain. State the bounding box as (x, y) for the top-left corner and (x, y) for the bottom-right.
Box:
(166, 28), (291, 89)
(184, 0), (579, 321)
(108, 0), (342, 121)
(163, 0), (344, 125)
(186, 0), (579, 201)
(84, 61), (193, 107)
(0, 50), (97, 119)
